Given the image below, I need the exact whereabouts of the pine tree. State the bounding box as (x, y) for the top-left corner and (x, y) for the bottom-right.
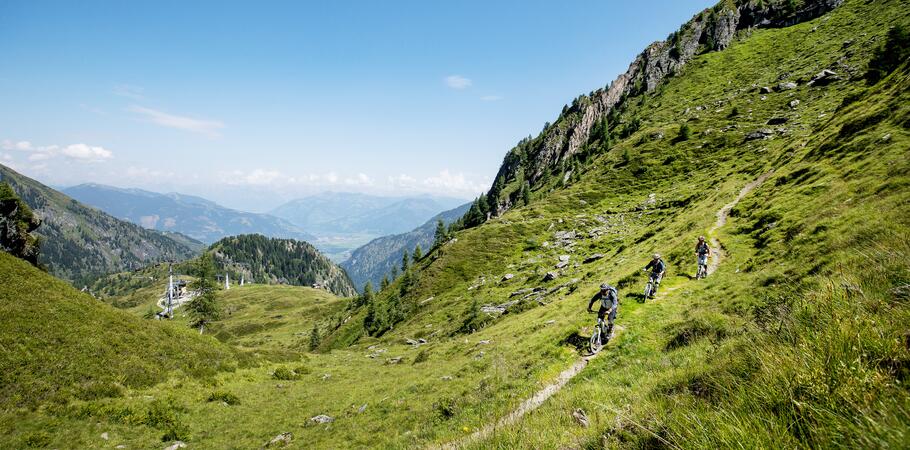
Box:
(433, 219), (448, 247)
(412, 245), (422, 261)
(521, 181), (531, 206)
(380, 275), (390, 291)
(308, 323), (321, 351)
(188, 253), (219, 334)
(401, 250), (410, 272)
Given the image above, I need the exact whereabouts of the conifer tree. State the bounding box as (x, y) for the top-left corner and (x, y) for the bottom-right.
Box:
(412, 245), (422, 261)
(433, 219), (448, 247)
(308, 323), (321, 351)
(401, 250), (410, 272)
(188, 253), (219, 334)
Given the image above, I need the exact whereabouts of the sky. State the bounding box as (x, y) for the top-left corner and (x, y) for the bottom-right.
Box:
(0, 0), (713, 212)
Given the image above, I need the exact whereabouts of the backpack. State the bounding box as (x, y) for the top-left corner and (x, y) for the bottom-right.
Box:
(601, 286), (618, 309)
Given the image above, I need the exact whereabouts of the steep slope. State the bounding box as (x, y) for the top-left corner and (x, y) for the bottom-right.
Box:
(0, 165), (202, 285)
(210, 234), (357, 297)
(63, 183), (315, 244)
(341, 202), (470, 290)
(0, 251), (238, 411)
(4, 1), (908, 449)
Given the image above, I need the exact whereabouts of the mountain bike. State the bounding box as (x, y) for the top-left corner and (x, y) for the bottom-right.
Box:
(588, 312), (611, 354)
(643, 273), (658, 300)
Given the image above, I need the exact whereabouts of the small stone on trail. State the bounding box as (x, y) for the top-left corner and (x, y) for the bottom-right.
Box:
(311, 414), (334, 424)
(572, 408), (590, 427)
(265, 432), (293, 448)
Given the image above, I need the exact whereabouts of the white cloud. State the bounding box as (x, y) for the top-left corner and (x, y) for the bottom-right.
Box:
(344, 173), (373, 186)
(128, 105), (225, 137)
(1, 140), (34, 151)
(480, 95), (503, 101)
(422, 169), (488, 195)
(60, 143), (113, 160)
(445, 75), (472, 89)
(1, 153), (12, 162)
(28, 153), (51, 162)
(113, 84), (145, 100)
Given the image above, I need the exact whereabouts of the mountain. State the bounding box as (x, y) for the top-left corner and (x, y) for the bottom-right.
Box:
(0, 164), (202, 285)
(341, 202), (471, 290)
(270, 192), (466, 237)
(63, 183), (315, 244)
(6, 1), (910, 448)
(209, 234), (357, 297)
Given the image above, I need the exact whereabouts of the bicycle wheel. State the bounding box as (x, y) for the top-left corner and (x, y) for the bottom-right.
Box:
(643, 282), (652, 299)
(589, 326), (601, 354)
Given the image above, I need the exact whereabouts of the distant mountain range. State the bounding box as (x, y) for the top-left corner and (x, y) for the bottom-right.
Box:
(63, 183), (314, 244)
(269, 192), (466, 237)
(341, 202), (470, 291)
(0, 164), (201, 285)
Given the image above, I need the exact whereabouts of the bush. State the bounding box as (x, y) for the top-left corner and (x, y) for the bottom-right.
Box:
(866, 25), (910, 84)
(433, 396), (459, 420)
(272, 366), (301, 381)
(207, 390), (240, 405)
(413, 349), (429, 364)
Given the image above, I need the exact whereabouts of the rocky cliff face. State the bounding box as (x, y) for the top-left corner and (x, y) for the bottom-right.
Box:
(487, 0), (843, 216)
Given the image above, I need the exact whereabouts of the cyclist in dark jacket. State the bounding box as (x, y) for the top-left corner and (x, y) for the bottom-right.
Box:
(695, 236), (710, 277)
(587, 283), (618, 339)
(644, 253), (666, 297)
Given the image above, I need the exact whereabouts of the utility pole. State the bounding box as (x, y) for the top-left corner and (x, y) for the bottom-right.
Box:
(166, 264), (174, 318)
(225, 272), (230, 290)
(240, 275), (245, 286)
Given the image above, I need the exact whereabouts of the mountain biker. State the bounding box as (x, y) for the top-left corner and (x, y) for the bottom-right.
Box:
(587, 283), (618, 339)
(643, 253), (666, 298)
(695, 236), (710, 277)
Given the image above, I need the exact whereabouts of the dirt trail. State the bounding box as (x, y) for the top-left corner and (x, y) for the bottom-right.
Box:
(432, 173), (771, 449)
(707, 171), (772, 275)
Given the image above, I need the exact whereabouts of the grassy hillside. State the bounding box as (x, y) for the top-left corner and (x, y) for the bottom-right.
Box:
(0, 251), (244, 447)
(0, 164), (202, 285)
(3, 0), (908, 448)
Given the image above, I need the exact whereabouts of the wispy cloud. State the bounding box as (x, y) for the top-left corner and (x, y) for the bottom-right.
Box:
(128, 105), (225, 138)
(480, 95), (503, 102)
(60, 143), (113, 160)
(445, 75), (472, 90)
(113, 84), (145, 100)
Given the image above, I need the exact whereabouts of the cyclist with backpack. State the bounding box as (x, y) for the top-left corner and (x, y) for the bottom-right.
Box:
(695, 236), (710, 279)
(587, 283), (618, 340)
(643, 253), (666, 298)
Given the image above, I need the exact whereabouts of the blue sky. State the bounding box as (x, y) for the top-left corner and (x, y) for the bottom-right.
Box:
(0, 0), (712, 211)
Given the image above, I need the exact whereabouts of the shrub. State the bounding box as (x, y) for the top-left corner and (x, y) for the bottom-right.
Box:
(866, 25), (910, 84)
(207, 390), (240, 405)
(272, 366), (301, 381)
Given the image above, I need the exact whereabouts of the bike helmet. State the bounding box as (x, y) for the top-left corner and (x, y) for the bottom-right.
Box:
(600, 283), (610, 290)
(653, 253), (661, 259)
(698, 235), (705, 241)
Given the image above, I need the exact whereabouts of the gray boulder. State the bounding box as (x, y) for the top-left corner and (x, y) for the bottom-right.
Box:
(310, 414), (334, 424)
(809, 69), (840, 86)
(777, 81), (798, 90)
(265, 432), (293, 448)
(745, 129), (774, 141)
(543, 272), (558, 282)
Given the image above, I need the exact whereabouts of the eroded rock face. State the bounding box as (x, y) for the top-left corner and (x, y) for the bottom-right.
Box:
(485, 0), (845, 216)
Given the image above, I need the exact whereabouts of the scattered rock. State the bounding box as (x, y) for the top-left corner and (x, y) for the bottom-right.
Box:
(321, 373), (331, 380)
(760, 95), (768, 101)
(441, 375), (453, 381)
(164, 442), (186, 450)
(265, 432), (293, 448)
(555, 261), (569, 269)
(101, 432), (109, 441)
(420, 296), (435, 305)
(777, 81), (797, 91)
(543, 272), (558, 282)
(310, 414), (334, 424)
(477, 340), (491, 345)
(649, 131), (665, 140)
(572, 408), (589, 427)
(480, 305), (506, 314)
(116, 446), (126, 449)
(647, 193), (656, 204)
(766, 117), (789, 125)
(418, 338), (427, 344)
(501, 273), (514, 281)
(475, 351), (485, 359)
(583, 253), (605, 264)
(386, 357), (403, 365)
(759, 86), (772, 94)
(881, 133), (892, 142)
(808, 69), (840, 86)
(789, 99), (800, 109)
(745, 129), (774, 141)
(559, 255), (570, 262)
(358, 404), (368, 413)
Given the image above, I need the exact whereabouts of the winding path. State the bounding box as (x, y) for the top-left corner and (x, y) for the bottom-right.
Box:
(432, 173), (772, 449)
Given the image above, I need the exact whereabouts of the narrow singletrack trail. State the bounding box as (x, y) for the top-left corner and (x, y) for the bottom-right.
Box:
(431, 173), (771, 449)
(707, 171), (772, 275)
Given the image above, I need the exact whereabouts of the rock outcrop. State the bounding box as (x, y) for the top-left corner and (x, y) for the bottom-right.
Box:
(0, 182), (40, 265)
(485, 0), (844, 216)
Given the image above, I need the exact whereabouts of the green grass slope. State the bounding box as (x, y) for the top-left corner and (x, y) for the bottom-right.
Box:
(0, 251), (238, 410)
(3, 0), (908, 448)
